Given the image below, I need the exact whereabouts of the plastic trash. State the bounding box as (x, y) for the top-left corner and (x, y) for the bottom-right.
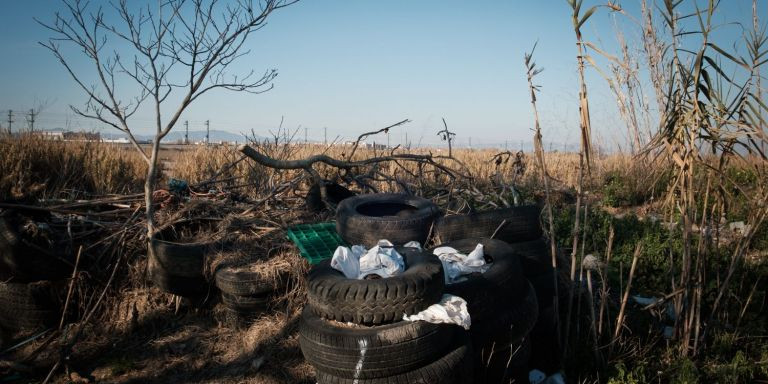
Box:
(432, 243), (490, 284)
(530, 370), (566, 384)
(330, 239), (405, 279)
(167, 178), (189, 193)
(403, 294), (471, 330)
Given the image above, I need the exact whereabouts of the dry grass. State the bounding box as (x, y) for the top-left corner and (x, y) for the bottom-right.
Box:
(0, 133), (148, 201)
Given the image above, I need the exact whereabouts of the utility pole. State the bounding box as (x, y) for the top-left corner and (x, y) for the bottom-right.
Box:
(205, 120), (210, 146)
(305, 126), (308, 144)
(387, 131), (390, 149)
(27, 109), (37, 131)
(324, 126), (327, 145)
(184, 120), (189, 144)
(6, 110), (12, 134)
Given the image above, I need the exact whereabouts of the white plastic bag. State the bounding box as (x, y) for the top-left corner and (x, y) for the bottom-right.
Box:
(330, 240), (405, 279)
(432, 243), (490, 284)
(402, 294), (471, 330)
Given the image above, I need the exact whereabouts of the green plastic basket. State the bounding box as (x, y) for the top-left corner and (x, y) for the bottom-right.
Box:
(286, 222), (346, 265)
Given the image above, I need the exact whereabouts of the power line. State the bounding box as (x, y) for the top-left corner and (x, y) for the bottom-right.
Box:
(27, 109), (37, 131)
(6, 110), (13, 134)
(205, 120), (210, 146)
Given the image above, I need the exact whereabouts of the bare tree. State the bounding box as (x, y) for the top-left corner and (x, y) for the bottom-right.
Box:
(38, 0), (296, 251)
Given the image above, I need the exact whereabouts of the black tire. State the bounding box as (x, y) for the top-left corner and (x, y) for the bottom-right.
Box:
(434, 205), (542, 244)
(528, 306), (562, 374)
(527, 268), (557, 308)
(0, 281), (60, 331)
(222, 306), (262, 328)
(314, 332), (473, 384)
(476, 335), (532, 384)
(0, 214), (73, 282)
(307, 247), (444, 324)
(151, 240), (208, 279)
(151, 219), (224, 278)
(470, 280), (539, 350)
(432, 238), (525, 323)
(148, 257), (207, 297)
(506, 238), (554, 277)
(221, 292), (270, 312)
(300, 308), (460, 379)
(214, 265), (283, 296)
(307, 182), (357, 212)
(336, 193), (441, 247)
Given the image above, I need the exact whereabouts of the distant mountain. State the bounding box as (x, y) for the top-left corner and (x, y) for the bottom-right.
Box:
(158, 130), (249, 143)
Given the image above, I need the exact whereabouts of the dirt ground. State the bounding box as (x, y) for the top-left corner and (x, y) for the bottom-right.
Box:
(5, 281), (316, 383)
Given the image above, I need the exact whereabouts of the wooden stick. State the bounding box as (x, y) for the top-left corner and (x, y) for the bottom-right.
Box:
(597, 226), (614, 338)
(614, 243), (642, 342)
(490, 219), (508, 239)
(59, 246), (82, 330)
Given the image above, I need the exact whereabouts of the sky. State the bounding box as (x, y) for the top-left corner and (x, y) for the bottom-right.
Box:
(0, 0), (764, 149)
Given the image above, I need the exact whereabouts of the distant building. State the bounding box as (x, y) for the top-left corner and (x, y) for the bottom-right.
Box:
(102, 137), (130, 143)
(63, 131), (100, 141)
(39, 131), (64, 140)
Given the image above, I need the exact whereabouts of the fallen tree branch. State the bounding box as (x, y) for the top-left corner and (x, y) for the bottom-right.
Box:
(346, 119), (410, 161)
(239, 144), (463, 180)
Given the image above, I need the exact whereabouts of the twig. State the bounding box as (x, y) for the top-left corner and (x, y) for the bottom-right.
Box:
(490, 219), (508, 239)
(0, 328), (53, 356)
(614, 243), (642, 342)
(41, 361), (60, 384)
(59, 246), (82, 330)
(597, 226), (614, 338)
(346, 119), (410, 161)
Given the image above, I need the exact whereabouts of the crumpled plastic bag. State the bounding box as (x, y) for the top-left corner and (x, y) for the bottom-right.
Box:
(432, 243), (490, 284)
(330, 239), (405, 279)
(402, 294), (471, 330)
(529, 370), (566, 384)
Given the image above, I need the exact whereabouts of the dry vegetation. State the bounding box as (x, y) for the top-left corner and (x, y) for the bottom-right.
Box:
(2, 0), (768, 383)
(1, 130), (765, 383)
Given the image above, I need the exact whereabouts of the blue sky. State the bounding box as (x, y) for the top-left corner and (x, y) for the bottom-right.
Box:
(0, 1), (763, 149)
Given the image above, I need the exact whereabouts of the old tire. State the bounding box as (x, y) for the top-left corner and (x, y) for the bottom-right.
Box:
(307, 182), (357, 212)
(336, 193), (440, 247)
(470, 280), (539, 349)
(0, 213), (73, 282)
(434, 205), (542, 244)
(528, 306), (562, 374)
(432, 238), (526, 323)
(506, 238), (555, 277)
(314, 332), (473, 384)
(477, 335), (532, 384)
(221, 292), (270, 312)
(300, 308), (461, 379)
(148, 255), (208, 297)
(0, 281), (60, 331)
(214, 265), (284, 296)
(307, 247), (444, 324)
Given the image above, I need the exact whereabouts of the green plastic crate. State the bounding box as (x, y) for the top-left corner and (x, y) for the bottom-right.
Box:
(286, 222), (346, 265)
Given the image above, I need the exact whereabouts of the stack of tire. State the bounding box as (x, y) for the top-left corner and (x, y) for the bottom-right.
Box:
(435, 205), (563, 377)
(148, 219), (221, 298)
(430, 238), (538, 383)
(301, 246), (474, 384)
(301, 194), (473, 383)
(0, 211), (72, 337)
(214, 264), (281, 326)
(301, 194), (542, 383)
